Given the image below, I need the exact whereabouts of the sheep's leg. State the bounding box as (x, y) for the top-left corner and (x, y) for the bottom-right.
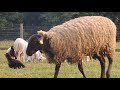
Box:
(106, 55), (113, 78)
(78, 61), (86, 78)
(54, 63), (61, 78)
(100, 56), (105, 78)
(96, 54), (105, 78)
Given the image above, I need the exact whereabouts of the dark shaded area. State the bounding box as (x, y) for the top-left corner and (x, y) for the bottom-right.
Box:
(5, 53), (25, 69)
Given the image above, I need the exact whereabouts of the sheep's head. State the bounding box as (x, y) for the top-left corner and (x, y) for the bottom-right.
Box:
(26, 34), (42, 56)
(26, 30), (46, 56)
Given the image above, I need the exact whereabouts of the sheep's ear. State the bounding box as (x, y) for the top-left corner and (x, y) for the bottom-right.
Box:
(37, 30), (46, 36)
(37, 30), (42, 34)
(37, 30), (47, 45)
(39, 39), (43, 44)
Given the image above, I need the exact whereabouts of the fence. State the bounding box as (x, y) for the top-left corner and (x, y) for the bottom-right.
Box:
(0, 23), (120, 41)
(0, 24), (45, 41)
(116, 23), (120, 41)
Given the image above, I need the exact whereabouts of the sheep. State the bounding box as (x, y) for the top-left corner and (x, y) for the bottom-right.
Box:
(31, 51), (43, 63)
(26, 16), (116, 78)
(21, 44), (31, 62)
(22, 47), (42, 63)
(13, 38), (42, 62)
(6, 46), (17, 59)
(13, 38), (28, 61)
(5, 53), (25, 69)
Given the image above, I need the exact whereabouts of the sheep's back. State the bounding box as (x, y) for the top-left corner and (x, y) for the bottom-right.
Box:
(13, 38), (28, 52)
(46, 16), (116, 63)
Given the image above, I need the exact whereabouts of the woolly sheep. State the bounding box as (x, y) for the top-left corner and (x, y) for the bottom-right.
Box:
(26, 16), (116, 78)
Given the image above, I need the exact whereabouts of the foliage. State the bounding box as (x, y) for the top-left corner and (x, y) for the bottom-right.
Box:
(0, 12), (120, 40)
(0, 12), (119, 29)
(0, 12), (23, 28)
(23, 12), (120, 31)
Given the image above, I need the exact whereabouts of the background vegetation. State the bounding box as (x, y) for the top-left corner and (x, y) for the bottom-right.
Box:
(0, 12), (120, 41)
(0, 12), (120, 30)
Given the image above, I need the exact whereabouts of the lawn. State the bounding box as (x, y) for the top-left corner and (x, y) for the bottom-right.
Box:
(0, 40), (120, 78)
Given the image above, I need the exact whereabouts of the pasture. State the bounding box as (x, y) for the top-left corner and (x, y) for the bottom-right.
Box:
(0, 40), (120, 78)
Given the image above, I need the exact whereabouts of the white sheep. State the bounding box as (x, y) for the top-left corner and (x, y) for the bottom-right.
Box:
(13, 38), (42, 62)
(22, 46), (42, 62)
(13, 38), (28, 61)
(32, 51), (43, 63)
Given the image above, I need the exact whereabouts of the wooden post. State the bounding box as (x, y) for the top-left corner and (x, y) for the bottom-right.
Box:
(20, 23), (23, 38)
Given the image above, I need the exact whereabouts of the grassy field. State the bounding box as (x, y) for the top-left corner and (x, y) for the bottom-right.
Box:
(0, 40), (120, 78)
(0, 40), (14, 49)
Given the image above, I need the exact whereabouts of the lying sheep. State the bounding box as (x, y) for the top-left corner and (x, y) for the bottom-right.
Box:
(31, 51), (43, 63)
(26, 16), (116, 78)
(22, 47), (42, 63)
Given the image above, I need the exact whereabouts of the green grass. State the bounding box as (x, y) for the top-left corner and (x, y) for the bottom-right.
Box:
(0, 40), (14, 49)
(0, 41), (120, 78)
(116, 42), (120, 50)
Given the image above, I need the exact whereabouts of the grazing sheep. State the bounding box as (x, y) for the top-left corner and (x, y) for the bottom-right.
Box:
(13, 38), (28, 61)
(7, 46), (17, 59)
(26, 16), (116, 78)
(5, 53), (25, 69)
(21, 44), (32, 62)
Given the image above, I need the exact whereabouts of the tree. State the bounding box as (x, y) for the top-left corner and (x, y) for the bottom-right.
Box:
(0, 12), (23, 28)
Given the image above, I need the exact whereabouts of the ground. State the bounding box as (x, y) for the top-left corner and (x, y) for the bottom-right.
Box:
(0, 41), (120, 78)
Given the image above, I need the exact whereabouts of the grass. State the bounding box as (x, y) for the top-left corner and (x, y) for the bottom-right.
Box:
(0, 40), (120, 78)
(116, 42), (120, 50)
(0, 40), (14, 49)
